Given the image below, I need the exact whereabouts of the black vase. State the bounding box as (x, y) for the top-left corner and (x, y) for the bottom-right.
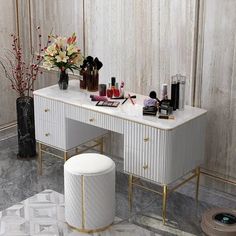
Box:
(58, 70), (69, 90)
(16, 96), (36, 158)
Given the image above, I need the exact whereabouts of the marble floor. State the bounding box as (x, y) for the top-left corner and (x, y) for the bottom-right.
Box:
(0, 136), (236, 235)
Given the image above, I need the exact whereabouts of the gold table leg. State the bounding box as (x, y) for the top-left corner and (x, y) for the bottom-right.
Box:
(38, 142), (42, 175)
(100, 137), (104, 154)
(64, 152), (68, 162)
(128, 174), (133, 213)
(196, 166), (200, 202)
(162, 185), (168, 224)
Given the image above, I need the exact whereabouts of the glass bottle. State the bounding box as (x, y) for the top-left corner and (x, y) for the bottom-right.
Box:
(114, 82), (120, 97)
(106, 83), (113, 98)
(178, 75), (186, 110)
(171, 75), (178, 111)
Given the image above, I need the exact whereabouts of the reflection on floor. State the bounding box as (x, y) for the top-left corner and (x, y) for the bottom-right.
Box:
(0, 136), (235, 235)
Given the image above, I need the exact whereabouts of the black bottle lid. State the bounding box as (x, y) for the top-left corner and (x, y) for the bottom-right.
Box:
(111, 77), (116, 86)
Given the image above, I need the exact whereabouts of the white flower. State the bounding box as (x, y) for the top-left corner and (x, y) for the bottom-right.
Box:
(42, 60), (53, 70)
(55, 37), (67, 49)
(67, 44), (78, 56)
(55, 51), (69, 63)
(72, 53), (83, 65)
(45, 44), (57, 56)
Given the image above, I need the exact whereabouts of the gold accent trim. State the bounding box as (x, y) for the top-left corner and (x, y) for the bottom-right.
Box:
(38, 142), (42, 175)
(168, 171), (197, 194)
(162, 185), (168, 225)
(100, 136), (104, 154)
(37, 135), (105, 175)
(143, 164), (148, 170)
(63, 152), (68, 162)
(128, 167), (200, 224)
(195, 167), (200, 201)
(200, 169), (236, 186)
(128, 174), (133, 213)
(132, 182), (162, 196)
(81, 175), (85, 229)
(67, 222), (112, 233)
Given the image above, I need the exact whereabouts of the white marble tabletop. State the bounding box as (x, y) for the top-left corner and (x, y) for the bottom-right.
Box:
(34, 80), (207, 130)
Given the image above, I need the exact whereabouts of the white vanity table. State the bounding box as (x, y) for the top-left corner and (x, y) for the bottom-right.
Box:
(33, 80), (207, 224)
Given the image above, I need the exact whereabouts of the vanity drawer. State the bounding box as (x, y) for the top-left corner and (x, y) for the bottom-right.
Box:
(86, 110), (123, 133)
(124, 121), (167, 183)
(34, 95), (64, 124)
(35, 120), (66, 149)
(124, 121), (158, 150)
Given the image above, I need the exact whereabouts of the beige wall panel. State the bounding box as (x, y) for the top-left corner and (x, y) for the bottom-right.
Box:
(0, 0), (18, 126)
(199, 0), (236, 193)
(84, 0), (196, 103)
(30, 0), (84, 89)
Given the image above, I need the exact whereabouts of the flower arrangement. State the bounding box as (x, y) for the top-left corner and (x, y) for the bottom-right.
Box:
(43, 33), (83, 73)
(0, 27), (46, 97)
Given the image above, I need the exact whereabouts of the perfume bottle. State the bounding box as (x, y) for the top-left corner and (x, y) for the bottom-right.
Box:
(114, 82), (120, 97)
(106, 83), (113, 98)
(171, 75), (178, 111)
(111, 77), (116, 90)
(178, 75), (186, 110)
(120, 81), (125, 98)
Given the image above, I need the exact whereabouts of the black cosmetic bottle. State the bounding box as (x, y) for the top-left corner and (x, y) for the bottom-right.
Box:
(171, 75), (179, 110)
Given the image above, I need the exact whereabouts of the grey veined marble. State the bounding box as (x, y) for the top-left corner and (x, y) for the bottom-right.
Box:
(0, 136), (235, 235)
(0, 189), (159, 236)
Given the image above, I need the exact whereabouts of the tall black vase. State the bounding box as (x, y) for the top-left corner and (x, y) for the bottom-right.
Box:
(16, 96), (36, 158)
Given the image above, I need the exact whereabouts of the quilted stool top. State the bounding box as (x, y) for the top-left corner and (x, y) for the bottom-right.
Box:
(64, 153), (115, 176)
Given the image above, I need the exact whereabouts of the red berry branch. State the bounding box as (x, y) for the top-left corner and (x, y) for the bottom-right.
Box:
(0, 27), (48, 97)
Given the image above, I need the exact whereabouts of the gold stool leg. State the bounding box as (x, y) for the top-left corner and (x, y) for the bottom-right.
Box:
(162, 185), (168, 224)
(196, 167), (200, 202)
(128, 174), (133, 213)
(100, 137), (104, 154)
(38, 142), (42, 175)
(64, 152), (68, 162)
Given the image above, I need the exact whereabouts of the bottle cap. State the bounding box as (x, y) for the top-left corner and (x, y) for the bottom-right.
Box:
(111, 77), (116, 86)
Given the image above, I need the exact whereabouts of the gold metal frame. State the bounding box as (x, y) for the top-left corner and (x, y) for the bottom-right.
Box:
(128, 167), (200, 225)
(200, 168), (236, 187)
(67, 222), (112, 234)
(37, 136), (104, 175)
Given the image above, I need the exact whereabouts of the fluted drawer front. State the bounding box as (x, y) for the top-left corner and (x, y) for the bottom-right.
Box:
(35, 121), (66, 149)
(124, 121), (168, 183)
(66, 105), (123, 134)
(34, 95), (66, 149)
(86, 110), (123, 134)
(34, 96), (64, 124)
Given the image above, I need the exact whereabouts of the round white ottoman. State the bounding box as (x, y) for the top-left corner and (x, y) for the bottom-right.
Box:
(64, 153), (115, 233)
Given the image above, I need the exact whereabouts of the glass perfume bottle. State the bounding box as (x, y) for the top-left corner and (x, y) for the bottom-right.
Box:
(120, 81), (124, 98)
(171, 75), (178, 111)
(106, 83), (113, 98)
(178, 75), (186, 110)
(114, 82), (120, 97)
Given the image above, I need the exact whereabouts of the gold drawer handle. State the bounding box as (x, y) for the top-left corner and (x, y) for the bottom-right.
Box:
(89, 118), (95, 122)
(44, 108), (50, 112)
(143, 164), (148, 170)
(45, 133), (50, 137)
(144, 137), (149, 142)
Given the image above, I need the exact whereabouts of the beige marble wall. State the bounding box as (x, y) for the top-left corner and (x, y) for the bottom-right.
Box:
(0, 0), (18, 126)
(195, 0), (236, 194)
(84, 0), (197, 104)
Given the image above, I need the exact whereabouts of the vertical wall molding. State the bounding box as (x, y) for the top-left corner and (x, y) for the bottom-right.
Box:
(192, 0), (206, 107)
